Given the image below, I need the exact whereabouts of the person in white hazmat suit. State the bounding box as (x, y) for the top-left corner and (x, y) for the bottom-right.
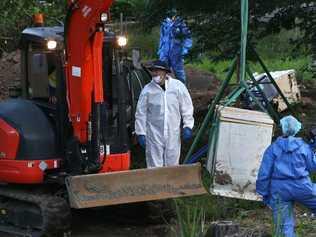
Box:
(135, 60), (194, 168)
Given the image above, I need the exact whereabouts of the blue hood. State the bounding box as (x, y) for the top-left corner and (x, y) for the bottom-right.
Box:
(275, 136), (304, 153)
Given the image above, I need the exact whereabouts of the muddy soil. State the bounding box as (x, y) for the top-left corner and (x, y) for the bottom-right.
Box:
(0, 51), (21, 100)
(71, 203), (173, 237)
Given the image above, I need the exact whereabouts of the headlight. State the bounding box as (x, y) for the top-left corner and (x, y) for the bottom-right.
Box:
(47, 40), (57, 50)
(117, 36), (127, 47)
(101, 13), (108, 22)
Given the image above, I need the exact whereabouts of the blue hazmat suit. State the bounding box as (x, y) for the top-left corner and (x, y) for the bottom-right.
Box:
(256, 136), (316, 237)
(158, 17), (192, 83)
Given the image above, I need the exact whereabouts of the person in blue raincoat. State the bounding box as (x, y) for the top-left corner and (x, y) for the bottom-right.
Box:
(158, 9), (192, 84)
(256, 115), (316, 237)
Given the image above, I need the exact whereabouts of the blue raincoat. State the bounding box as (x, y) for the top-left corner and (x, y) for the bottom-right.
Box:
(158, 17), (192, 83)
(256, 136), (316, 237)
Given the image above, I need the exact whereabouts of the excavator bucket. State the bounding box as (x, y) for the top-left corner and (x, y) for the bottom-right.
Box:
(65, 163), (206, 209)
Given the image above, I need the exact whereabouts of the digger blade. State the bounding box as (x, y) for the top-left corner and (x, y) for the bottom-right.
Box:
(65, 164), (206, 208)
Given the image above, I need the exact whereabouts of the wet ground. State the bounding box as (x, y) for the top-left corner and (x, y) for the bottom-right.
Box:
(70, 202), (175, 237)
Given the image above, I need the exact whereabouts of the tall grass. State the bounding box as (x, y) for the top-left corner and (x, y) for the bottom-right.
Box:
(187, 28), (313, 82)
(173, 199), (207, 237)
(188, 56), (312, 82)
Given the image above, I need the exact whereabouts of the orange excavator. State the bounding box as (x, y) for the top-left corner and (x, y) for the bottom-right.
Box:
(0, 1), (205, 236)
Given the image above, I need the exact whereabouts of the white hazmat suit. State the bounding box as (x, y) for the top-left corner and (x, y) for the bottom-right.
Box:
(135, 75), (194, 167)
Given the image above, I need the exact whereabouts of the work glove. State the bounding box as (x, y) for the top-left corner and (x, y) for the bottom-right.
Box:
(182, 127), (192, 142)
(137, 135), (146, 149)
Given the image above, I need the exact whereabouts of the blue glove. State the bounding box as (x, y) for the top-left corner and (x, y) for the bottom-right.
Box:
(137, 135), (146, 149)
(182, 127), (192, 142)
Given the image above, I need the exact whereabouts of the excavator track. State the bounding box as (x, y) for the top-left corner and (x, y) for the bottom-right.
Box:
(0, 186), (71, 237)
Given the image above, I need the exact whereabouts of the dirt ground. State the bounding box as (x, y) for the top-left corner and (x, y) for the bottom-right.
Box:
(70, 204), (173, 237)
(0, 51), (21, 100)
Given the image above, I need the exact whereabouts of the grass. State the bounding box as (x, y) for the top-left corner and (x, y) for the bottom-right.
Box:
(173, 199), (206, 237)
(187, 28), (314, 82)
(187, 56), (313, 83)
(127, 26), (160, 60)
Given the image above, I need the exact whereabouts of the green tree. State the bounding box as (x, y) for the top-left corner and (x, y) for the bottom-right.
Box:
(0, 0), (64, 54)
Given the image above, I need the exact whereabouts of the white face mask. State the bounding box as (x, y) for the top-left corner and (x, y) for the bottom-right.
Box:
(153, 75), (162, 84)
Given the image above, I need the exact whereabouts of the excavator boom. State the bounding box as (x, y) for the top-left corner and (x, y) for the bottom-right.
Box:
(65, 0), (112, 143)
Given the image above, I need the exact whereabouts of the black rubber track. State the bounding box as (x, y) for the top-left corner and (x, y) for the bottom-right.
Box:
(0, 186), (71, 237)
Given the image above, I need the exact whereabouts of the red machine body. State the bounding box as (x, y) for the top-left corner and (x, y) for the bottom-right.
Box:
(0, 119), (19, 160)
(0, 118), (61, 184)
(0, 0), (130, 184)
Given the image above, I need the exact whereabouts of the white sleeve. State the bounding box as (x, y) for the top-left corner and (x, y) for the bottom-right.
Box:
(135, 89), (148, 136)
(179, 84), (194, 129)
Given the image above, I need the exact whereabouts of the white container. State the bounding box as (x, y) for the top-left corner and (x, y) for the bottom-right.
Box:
(253, 69), (301, 112)
(207, 107), (274, 201)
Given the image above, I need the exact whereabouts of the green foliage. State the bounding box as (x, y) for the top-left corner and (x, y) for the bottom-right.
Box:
(187, 29), (313, 83)
(188, 56), (312, 84)
(127, 26), (160, 59)
(0, 0), (64, 54)
(129, 0), (315, 59)
(173, 198), (206, 237)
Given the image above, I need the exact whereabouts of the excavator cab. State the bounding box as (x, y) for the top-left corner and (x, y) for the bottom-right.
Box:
(17, 26), (152, 172)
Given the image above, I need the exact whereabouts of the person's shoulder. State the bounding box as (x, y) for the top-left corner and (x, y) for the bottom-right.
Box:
(170, 78), (187, 89)
(141, 82), (154, 93)
(296, 138), (312, 151)
(169, 77), (182, 85)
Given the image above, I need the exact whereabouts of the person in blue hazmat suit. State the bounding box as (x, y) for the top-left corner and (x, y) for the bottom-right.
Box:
(158, 9), (192, 84)
(256, 115), (316, 237)
(135, 60), (194, 168)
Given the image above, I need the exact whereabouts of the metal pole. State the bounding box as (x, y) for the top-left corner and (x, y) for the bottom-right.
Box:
(245, 64), (280, 122)
(249, 45), (293, 114)
(239, 0), (248, 84)
(184, 57), (237, 163)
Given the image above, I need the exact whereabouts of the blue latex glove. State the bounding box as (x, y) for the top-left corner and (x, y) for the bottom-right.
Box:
(182, 127), (192, 142)
(137, 135), (146, 149)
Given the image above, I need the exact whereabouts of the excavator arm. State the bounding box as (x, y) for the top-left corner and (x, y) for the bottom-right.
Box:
(65, 0), (111, 143)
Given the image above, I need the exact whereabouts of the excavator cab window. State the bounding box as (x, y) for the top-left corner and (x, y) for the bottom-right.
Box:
(27, 51), (57, 102)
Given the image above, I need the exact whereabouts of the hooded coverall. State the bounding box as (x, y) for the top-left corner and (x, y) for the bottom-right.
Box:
(256, 136), (316, 237)
(135, 76), (194, 168)
(158, 17), (192, 84)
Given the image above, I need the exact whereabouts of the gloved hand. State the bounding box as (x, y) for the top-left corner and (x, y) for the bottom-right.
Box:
(137, 135), (146, 149)
(182, 127), (192, 142)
